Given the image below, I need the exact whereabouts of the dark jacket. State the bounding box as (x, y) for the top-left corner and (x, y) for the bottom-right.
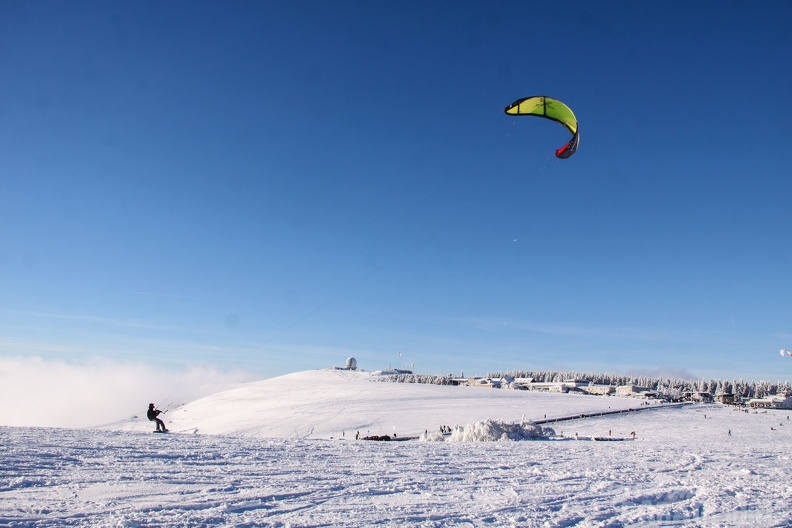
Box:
(147, 407), (161, 421)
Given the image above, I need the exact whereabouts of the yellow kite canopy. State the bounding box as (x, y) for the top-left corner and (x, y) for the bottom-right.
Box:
(504, 96), (580, 159)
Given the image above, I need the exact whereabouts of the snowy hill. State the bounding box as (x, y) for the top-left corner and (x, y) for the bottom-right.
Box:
(5, 369), (792, 526)
(101, 369), (650, 438)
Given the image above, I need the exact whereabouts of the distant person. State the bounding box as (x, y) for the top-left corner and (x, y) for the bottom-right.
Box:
(147, 403), (167, 432)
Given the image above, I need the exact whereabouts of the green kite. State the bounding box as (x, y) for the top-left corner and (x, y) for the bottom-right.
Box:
(504, 96), (579, 159)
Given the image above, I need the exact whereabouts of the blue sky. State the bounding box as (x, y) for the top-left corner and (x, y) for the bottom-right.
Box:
(2, 0), (792, 383)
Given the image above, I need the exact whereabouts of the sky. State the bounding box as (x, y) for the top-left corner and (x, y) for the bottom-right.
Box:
(2, 0), (792, 411)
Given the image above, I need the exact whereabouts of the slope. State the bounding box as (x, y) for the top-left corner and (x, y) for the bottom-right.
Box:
(102, 369), (651, 438)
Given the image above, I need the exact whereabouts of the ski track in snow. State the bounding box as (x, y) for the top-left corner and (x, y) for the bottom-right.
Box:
(2, 371), (792, 527)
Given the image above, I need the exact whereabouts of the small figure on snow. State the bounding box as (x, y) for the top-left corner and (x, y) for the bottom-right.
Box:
(147, 403), (167, 432)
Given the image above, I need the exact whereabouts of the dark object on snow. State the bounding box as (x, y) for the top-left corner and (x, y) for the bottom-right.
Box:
(147, 403), (167, 432)
(361, 434), (418, 442)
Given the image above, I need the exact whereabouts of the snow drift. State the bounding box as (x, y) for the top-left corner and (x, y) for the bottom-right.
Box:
(421, 419), (555, 442)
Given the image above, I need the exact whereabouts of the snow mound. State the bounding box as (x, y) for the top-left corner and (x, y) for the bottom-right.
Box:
(421, 419), (555, 442)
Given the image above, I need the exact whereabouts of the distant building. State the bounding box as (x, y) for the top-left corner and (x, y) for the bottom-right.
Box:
(525, 381), (567, 393)
(469, 378), (500, 389)
(580, 384), (615, 396)
(331, 357), (359, 371)
(616, 385), (651, 397)
(682, 391), (714, 403)
(372, 368), (413, 375)
(748, 394), (792, 410)
(715, 393), (735, 404)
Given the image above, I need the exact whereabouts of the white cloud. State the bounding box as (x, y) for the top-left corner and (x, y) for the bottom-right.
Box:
(0, 356), (257, 428)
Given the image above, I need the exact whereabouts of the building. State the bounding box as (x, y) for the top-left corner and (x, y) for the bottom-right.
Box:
(748, 394), (792, 410)
(682, 391), (714, 403)
(524, 381), (567, 393)
(580, 384), (615, 396)
(468, 378), (501, 389)
(715, 393), (735, 404)
(372, 368), (413, 375)
(511, 378), (534, 390)
(616, 385), (652, 397)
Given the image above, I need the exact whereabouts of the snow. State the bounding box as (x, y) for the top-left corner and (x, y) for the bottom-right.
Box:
(420, 419), (555, 442)
(2, 369), (792, 526)
(99, 369), (653, 439)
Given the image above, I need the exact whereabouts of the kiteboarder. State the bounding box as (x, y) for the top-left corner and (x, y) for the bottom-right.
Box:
(147, 403), (167, 432)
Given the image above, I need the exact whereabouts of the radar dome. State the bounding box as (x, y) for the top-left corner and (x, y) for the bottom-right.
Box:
(345, 357), (357, 370)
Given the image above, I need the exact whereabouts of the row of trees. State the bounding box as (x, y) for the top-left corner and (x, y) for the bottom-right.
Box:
(489, 369), (792, 399)
(374, 373), (457, 385)
(376, 370), (792, 400)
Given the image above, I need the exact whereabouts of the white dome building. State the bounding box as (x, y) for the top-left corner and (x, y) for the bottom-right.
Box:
(345, 357), (357, 371)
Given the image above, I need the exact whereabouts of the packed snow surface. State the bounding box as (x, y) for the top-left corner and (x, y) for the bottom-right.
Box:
(101, 370), (652, 439)
(3, 370), (792, 526)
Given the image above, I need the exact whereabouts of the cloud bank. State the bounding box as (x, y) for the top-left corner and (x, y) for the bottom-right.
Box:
(0, 356), (257, 428)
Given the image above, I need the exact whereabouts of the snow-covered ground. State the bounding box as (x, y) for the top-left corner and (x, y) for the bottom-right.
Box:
(3, 370), (792, 526)
(100, 370), (658, 439)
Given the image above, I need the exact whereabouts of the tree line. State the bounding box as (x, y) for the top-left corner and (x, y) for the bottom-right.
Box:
(494, 369), (792, 400)
(375, 370), (792, 400)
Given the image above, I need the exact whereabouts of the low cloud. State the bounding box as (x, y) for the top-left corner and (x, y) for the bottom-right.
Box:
(0, 356), (257, 428)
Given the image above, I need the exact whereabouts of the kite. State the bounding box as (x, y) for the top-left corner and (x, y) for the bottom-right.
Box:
(781, 349), (791, 358)
(504, 96), (579, 159)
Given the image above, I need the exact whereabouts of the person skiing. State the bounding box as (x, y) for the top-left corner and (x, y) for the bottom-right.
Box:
(147, 403), (167, 432)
